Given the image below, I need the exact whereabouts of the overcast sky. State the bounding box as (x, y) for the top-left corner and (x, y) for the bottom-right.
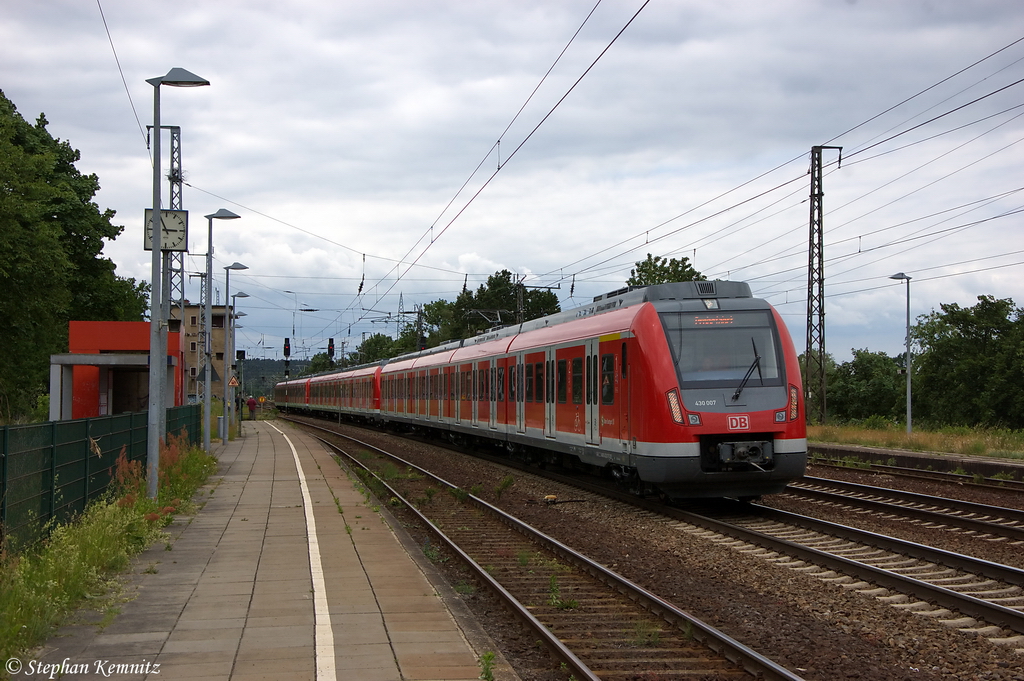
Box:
(3, 0), (1023, 364)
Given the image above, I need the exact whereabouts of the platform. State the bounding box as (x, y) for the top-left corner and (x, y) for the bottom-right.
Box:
(31, 420), (514, 681)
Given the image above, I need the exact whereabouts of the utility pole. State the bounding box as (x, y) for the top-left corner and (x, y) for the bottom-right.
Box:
(805, 145), (841, 425)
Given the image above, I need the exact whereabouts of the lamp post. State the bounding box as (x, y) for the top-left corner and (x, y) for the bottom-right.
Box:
(146, 68), (209, 500)
(222, 262), (247, 438)
(202, 210), (240, 454)
(223, 264), (248, 439)
(890, 272), (912, 434)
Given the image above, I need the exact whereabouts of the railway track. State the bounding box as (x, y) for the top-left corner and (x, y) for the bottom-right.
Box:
(428, 436), (1024, 655)
(678, 503), (1024, 653)
(783, 476), (1024, 544)
(810, 458), (1024, 493)
(289, 417), (805, 681)
(287, 415), (1024, 667)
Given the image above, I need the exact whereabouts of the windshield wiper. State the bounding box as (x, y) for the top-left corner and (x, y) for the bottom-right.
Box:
(731, 338), (762, 401)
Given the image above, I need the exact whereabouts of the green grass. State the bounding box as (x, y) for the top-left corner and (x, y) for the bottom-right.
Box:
(0, 432), (217, 664)
(808, 424), (1024, 459)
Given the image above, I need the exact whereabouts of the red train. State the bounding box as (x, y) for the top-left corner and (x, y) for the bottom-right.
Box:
(275, 281), (806, 500)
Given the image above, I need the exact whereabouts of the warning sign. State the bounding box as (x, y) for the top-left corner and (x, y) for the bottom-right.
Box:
(228, 376), (240, 387)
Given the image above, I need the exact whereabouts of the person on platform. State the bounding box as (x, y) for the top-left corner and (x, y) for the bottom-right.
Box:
(247, 396), (257, 421)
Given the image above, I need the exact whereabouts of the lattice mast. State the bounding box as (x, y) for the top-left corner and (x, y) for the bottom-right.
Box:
(804, 145), (841, 424)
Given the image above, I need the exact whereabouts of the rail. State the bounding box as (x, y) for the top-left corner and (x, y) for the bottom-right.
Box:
(290, 417), (805, 680)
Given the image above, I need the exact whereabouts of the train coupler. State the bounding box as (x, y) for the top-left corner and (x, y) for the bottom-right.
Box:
(717, 440), (774, 468)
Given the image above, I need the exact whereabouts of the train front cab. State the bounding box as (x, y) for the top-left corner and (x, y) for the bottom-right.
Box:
(626, 286), (807, 500)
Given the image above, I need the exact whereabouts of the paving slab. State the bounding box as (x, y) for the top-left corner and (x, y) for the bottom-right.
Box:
(30, 420), (519, 681)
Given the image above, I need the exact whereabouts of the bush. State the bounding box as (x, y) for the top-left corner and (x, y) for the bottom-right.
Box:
(0, 431), (217, 663)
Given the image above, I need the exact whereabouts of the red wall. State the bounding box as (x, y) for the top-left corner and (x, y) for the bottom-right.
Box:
(68, 321), (184, 419)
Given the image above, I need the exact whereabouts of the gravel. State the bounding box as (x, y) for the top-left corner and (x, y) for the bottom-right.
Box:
(329, 424), (1024, 681)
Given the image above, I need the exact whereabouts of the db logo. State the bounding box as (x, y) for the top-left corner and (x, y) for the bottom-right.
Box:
(728, 415), (750, 430)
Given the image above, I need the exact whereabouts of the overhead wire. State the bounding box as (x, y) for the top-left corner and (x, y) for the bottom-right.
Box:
(321, 0), (653, 342)
(538, 34), (1024, 295)
(95, 0), (148, 151)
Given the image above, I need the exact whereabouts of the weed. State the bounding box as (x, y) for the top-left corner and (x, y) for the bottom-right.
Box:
(0, 472), (185, 662)
(422, 540), (447, 564)
(516, 550), (532, 566)
(630, 619), (661, 647)
(495, 475), (515, 500)
(424, 487), (438, 504)
(547, 575), (578, 610)
(478, 651), (496, 681)
(449, 487), (469, 502)
(453, 581), (476, 595)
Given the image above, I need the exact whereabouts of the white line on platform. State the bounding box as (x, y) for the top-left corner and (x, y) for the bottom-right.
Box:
(269, 423), (336, 681)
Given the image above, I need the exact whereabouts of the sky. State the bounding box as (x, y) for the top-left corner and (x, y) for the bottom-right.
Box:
(3, 0), (1023, 364)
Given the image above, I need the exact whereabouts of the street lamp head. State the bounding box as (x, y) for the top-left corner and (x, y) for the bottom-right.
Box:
(234, 291), (251, 299)
(226, 262), (248, 271)
(889, 272), (911, 281)
(147, 67), (211, 88)
(205, 208), (241, 220)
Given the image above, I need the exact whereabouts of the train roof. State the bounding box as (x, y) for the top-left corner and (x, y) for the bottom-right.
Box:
(282, 280), (758, 383)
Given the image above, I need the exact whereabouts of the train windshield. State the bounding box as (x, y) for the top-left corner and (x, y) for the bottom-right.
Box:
(660, 310), (783, 387)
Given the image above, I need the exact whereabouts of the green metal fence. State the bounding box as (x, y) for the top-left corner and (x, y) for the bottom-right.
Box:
(0, 404), (200, 548)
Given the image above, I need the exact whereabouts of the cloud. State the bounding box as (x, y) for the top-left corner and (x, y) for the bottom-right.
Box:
(2, 0), (1021, 363)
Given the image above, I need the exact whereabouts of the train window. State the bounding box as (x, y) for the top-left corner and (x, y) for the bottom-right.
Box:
(571, 357), (583, 404)
(621, 343), (627, 378)
(661, 310), (783, 387)
(557, 360), (567, 403)
(497, 366), (505, 401)
(534, 363), (544, 403)
(601, 354), (615, 405)
(524, 364), (534, 402)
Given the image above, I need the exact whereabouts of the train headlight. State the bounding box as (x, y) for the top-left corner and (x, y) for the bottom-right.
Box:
(687, 413), (701, 426)
(666, 389), (685, 424)
(775, 410), (787, 423)
(789, 385), (799, 420)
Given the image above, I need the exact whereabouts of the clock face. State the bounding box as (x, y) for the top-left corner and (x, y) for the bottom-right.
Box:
(144, 209), (189, 252)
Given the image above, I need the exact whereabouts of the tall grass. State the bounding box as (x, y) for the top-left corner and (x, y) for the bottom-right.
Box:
(0, 432), (217, 663)
(809, 423), (1024, 459)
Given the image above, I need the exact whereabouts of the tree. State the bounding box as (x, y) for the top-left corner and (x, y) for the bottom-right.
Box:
(912, 295), (1022, 427)
(398, 270), (561, 350)
(299, 352), (335, 376)
(353, 333), (395, 364)
(827, 349), (904, 422)
(627, 253), (705, 286)
(0, 91), (147, 420)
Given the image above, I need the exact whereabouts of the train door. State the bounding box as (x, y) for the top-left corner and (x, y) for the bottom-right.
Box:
(454, 368), (462, 424)
(474, 362), (486, 427)
(585, 338), (601, 445)
(488, 362), (498, 429)
(515, 354), (526, 434)
(431, 369), (440, 421)
(619, 342), (631, 451)
(544, 348), (556, 438)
